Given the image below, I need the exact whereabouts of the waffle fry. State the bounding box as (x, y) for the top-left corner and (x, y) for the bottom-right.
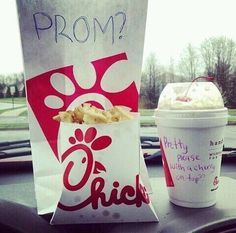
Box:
(53, 104), (133, 124)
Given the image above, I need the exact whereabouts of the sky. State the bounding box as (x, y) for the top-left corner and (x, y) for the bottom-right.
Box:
(1, 0), (236, 74)
(143, 0), (236, 66)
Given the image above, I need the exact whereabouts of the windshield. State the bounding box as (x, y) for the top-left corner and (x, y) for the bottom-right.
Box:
(0, 1), (236, 232)
(0, 0), (235, 150)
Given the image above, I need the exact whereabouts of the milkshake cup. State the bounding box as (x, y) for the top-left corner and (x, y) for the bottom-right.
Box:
(155, 80), (228, 208)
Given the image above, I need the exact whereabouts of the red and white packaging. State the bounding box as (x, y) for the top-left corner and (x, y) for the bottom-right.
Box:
(17, 0), (158, 224)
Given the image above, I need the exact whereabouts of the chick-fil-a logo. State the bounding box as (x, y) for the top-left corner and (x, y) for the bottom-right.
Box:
(26, 52), (138, 161)
(61, 127), (111, 191)
(58, 127), (150, 211)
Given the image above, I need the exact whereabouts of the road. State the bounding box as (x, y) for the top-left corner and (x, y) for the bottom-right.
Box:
(0, 125), (235, 148)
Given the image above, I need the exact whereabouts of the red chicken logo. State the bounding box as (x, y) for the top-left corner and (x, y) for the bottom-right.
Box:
(61, 127), (111, 191)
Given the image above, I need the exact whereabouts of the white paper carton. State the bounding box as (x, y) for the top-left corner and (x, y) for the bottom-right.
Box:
(17, 0), (158, 224)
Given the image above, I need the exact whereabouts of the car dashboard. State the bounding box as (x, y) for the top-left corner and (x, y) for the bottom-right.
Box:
(0, 138), (236, 233)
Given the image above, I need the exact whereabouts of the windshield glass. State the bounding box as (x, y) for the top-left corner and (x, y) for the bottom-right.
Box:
(0, 0), (235, 149)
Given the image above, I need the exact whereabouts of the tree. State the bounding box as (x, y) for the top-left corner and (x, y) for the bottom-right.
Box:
(167, 57), (176, 82)
(178, 43), (201, 80)
(140, 53), (162, 108)
(200, 36), (236, 98)
(226, 71), (236, 108)
(200, 38), (216, 75)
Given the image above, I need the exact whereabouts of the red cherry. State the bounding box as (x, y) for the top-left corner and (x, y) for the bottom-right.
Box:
(192, 76), (215, 82)
(176, 96), (192, 102)
(206, 76), (215, 81)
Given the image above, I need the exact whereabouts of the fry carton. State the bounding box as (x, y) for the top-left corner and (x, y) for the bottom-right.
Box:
(16, 0), (158, 224)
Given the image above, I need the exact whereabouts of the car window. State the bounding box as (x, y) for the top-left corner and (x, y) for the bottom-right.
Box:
(140, 0), (236, 128)
(0, 0), (235, 145)
(0, 1), (236, 232)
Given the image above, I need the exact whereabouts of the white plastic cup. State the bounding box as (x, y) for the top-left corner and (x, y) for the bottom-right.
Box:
(155, 108), (228, 208)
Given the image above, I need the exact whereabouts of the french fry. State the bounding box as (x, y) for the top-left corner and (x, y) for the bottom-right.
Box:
(73, 106), (84, 123)
(53, 104), (133, 124)
(53, 115), (61, 122)
(58, 111), (74, 123)
(109, 106), (133, 121)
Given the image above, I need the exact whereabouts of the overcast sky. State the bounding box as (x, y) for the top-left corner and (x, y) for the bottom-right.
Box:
(143, 0), (236, 66)
(1, 0), (236, 74)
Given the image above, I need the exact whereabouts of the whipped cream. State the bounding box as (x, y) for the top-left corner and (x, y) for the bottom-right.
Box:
(158, 82), (224, 110)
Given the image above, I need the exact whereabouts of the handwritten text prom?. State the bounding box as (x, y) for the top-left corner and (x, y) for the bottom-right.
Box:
(33, 11), (126, 44)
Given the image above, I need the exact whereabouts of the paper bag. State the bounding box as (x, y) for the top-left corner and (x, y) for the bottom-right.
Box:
(17, 0), (158, 224)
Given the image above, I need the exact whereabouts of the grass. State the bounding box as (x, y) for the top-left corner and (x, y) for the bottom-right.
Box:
(18, 109), (28, 117)
(0, 97), (27, 115)
(140, 109), (155, 116)
(0, 97), (28, 129)
(229, 109), (236, 115)
(0, 96), (235, 129)
(0, 97), (26, 104)
(0, 123), (29, 129)
(139, 109), (155, 126)
(0, 105), (26, 115)
(228, 109), (236, 125)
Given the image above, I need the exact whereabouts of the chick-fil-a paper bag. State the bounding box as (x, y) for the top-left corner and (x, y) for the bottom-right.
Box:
(51, 117), (157, 224)
(17, 0), (158, 224)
